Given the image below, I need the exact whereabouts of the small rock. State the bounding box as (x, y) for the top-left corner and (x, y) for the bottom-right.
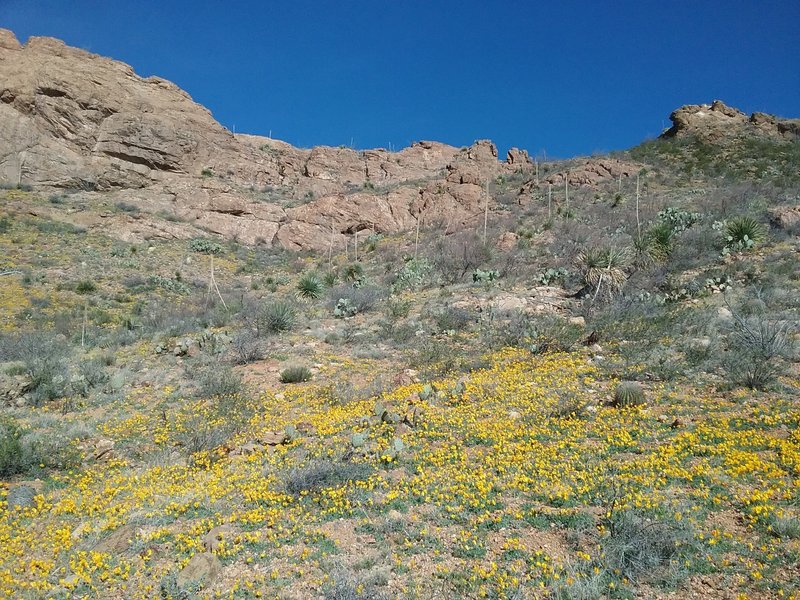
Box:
(71, 522), (90, 541)
(261, 431), (287, 446)
(6, 485), (36, 511)
(387, 509), (404, 521)
(94, 525), (135, 554)
(93, 438), (115, 461)
(237, 442), (263, 455)
(569, 316), (586, 327)
(508, 410), (523, 421)
(202, 525), (232, 553)
(176, 552), (222, 589)
(109, 371), (126, 391)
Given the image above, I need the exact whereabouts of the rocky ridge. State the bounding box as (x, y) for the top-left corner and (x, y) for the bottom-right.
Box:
(663, 99), (800, 142)
(2, 29), (796, 250)
(0, 29), (536, 250)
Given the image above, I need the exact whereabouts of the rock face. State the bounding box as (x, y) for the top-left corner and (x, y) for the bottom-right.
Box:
(663, 100), (800, 142)
(0, 29), (534, 250)
(2, 30), (796, 251)
(176, 552), (222, 589)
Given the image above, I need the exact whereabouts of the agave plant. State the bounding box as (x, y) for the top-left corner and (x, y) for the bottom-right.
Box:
(575, 246), (630, 298)
(297, 272), (323, 299)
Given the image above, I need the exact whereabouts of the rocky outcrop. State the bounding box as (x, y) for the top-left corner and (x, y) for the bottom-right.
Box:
(542, 158), (640, 187)
(663, 100), (800, 142)
(0, 29), (538, 250)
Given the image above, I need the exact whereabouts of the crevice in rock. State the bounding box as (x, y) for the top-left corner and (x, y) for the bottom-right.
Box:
(36, 87), (69, 98)
(99, 150), (180, 172)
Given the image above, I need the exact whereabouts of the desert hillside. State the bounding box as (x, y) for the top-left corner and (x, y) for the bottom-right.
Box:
(1, 29), (799, 600)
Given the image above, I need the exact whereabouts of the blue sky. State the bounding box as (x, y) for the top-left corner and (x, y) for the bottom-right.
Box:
(2, 1), (798, 157)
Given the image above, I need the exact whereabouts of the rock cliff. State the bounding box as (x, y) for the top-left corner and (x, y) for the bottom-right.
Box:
(0, 29), (534, 249)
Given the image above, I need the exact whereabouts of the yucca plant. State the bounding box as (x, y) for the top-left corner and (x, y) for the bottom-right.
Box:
(258, 300), (296, 334)
(343, 263), (365, 284)
(297, 272), (323, 299)
(725, 216), (766, 249)
(322, 271), (338, 287)
(647, 222), (675, 261)
(575, 246), (630, 299)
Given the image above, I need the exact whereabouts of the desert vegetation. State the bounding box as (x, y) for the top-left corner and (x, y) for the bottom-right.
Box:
(1, 100), (799, 598)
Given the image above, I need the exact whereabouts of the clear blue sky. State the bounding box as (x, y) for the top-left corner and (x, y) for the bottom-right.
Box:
(2, 1), (798, 157)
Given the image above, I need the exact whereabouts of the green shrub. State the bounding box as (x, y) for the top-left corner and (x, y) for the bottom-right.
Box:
(392, 258), (431, 292)
(0, 416), (25, 477)
(257, 300), (296, 334)
(197, 365), (244, 398)
(297, 272), (324, 299)
(12, 332), (71, 405)
(602, 510), (695, 585)
(75, 280), (97, 294)
(724, 310), (793, 389)
(0, 216), (12, 233)
(280, 365), (312, 383)
(612, 381), (645, 407)
(284, 460), (371, 496)
(343, 263), (365, 285)
(0, 416), (82, 476)
(189, 238), (223, 255)
(230, 330), (263, 365)
(115, 201), (139, 213)
(147, 275), (191, 295)
(722, 216), (766, 254)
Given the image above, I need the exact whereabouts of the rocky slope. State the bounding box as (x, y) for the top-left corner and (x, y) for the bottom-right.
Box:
(0, 29), (539, 250)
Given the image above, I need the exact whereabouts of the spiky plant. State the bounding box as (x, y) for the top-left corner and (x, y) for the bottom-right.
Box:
(258, 300), (296, 334)
(279, 365), (312, 384)
(297, 272), (323, 299)
(343, 263), (364, 284)
(647, 222), (675, 261)
(725, 216), (766, 248)
(612, 381), (645, 408)
(575, 246), (630, 298)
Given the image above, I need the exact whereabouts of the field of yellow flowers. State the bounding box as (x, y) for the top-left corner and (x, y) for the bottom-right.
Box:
(2, 346), (799, 599)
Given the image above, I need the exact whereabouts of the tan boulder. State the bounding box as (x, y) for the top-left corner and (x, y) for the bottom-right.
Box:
(176, 552), (222, 589)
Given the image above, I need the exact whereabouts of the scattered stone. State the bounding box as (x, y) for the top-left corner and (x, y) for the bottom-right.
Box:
(202, 525), (232, 553)
(92, 438), (115, 461)
(495, 232), (519, 251)
(94, 525), (135, 554)
(109, 371), (126, 391)
(6, 485), (37, 511)
(0, 370), (32, 407)
(176, 552), (222, 589)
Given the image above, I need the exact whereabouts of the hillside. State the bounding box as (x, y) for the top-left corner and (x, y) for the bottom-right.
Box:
(1, 29), (800, 600)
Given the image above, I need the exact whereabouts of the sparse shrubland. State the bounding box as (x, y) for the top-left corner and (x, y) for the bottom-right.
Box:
(1, 115), (798, 600)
